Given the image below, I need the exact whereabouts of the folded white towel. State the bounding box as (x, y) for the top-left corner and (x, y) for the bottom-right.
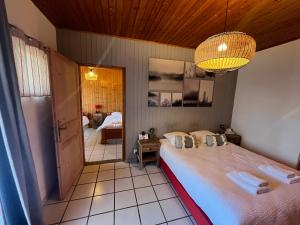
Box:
(287, 176), (300, 184)
(268, 165), (295, 178)
(258, 165), (299, 184)
(227, 172), (271, 195)
(238, 171), (269, 187)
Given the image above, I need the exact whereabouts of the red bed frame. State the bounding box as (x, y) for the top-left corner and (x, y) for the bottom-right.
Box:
(160, 158), (213, 225)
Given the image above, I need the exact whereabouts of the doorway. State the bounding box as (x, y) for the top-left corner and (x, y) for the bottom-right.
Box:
(80, 66), (125, 163)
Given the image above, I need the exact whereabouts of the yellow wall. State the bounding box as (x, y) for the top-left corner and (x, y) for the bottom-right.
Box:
(81, 67), (123, 114)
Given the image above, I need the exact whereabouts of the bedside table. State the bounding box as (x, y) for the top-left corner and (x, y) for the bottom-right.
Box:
(137, 139), (161, 169)
(225, 134), (242, 146)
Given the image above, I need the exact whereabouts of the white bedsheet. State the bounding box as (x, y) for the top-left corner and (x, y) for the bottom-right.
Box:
(96, 112), (122, 131)
(82, 116), (89, 127)
(160, 139), (300, 225)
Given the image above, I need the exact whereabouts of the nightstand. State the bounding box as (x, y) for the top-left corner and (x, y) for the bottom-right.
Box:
(225, 134), (242, 146)
(137, 139), (161, 169)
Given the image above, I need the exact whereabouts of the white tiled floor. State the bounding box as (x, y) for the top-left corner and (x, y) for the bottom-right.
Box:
(43, 162), (197, 225)
(84, 128), (122, 162)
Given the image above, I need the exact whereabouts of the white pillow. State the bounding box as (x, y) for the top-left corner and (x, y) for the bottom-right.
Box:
(163, 131), (188, 146)
(189, 130), (215, 144)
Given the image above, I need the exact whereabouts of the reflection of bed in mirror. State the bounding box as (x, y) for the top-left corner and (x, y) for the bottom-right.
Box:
(97, 112), (122, 144)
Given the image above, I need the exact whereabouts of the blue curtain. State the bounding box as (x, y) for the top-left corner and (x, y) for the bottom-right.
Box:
(0, 0), (43, 224)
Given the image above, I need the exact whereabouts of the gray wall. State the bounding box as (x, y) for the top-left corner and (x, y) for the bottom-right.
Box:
(21, 97), (57, 202)
(57, 29), (237, 160)
(232, 39), (300, 168)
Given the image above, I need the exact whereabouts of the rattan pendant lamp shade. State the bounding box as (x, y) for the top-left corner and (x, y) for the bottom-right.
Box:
(195, 0), (256, 73)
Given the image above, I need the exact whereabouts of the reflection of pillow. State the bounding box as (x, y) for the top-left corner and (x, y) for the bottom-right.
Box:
(206, 134), (227, 147)
(189, 130), (215, 144)
(175, 135), (198, 149)
(163, 132), (188, 145)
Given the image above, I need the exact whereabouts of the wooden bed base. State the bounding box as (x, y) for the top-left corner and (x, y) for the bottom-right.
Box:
(160, 158), (213, 225)
(101, 127), (122, 144)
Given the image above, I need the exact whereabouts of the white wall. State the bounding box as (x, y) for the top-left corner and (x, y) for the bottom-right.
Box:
(232, 39), (300, 167)
(5, 0), (57, 50)
(21, 97), (57, 202)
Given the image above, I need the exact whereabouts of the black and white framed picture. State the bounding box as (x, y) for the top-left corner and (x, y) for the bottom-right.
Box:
(149, 58), (184, 92)
(160, 92), (172, 107)
(172, 92), (183, 107)
(184, 62), (215, 79)
(183, 79), (200, 107)
(148, 91), (160, 107)
(199, 80), (215, 107)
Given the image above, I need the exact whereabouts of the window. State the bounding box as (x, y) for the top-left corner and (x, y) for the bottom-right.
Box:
(10, 27), (50, 97)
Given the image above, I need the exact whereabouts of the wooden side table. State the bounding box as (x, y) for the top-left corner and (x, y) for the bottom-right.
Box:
(225, 133), (242, 146)
(137, 139), (161, 169)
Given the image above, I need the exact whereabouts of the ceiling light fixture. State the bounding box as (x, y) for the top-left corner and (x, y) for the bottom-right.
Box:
(194, 0), (256, 73)
(85, 68), (98, 80)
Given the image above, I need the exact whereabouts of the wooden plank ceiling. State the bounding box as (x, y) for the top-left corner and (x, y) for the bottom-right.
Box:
(31, 0), (300, 50)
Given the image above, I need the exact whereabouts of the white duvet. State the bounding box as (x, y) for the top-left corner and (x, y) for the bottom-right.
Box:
(82, 116), (89, 127)
(160, 139), (300, 225)
(96, 112), (122, 131)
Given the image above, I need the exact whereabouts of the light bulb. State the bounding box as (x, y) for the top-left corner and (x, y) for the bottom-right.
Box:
(218, 43), (228, 52)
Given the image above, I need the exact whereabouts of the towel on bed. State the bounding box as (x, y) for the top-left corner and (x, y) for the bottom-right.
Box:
(227, 171), (271, 195)
(259, 165), (300, 184)
(238, 171), (269, 187)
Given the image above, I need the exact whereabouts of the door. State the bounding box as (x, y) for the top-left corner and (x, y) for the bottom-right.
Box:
(49, 51), (84, 199)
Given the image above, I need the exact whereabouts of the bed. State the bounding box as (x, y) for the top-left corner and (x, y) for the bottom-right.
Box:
(82, 115), (89, 127)
(96, 112), (122, 144)
(159, 139), (300, 225)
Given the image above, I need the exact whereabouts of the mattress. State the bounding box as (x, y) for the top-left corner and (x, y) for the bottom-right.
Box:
(159, 139), (300, 225)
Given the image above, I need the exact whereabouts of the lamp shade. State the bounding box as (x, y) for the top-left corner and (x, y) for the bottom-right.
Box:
(195, 32), (256, 73)
(85, 70), (98, 80)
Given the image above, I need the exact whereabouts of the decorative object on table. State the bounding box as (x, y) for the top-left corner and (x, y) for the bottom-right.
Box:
(225, 133), (241, 146)
(219, 124), (226, 134)
(149, 58), (184, 92)
(138, 131), (149, 140)
(148, 128), (158, 140)
(148, 91), (160, 107)
(172, 92), (183, 107)
(194, 0), (256, 74)
(137, 139), (161, 169)
(160, 92), (172, 107)
(183, 79), (200, 107)
(94, 104), (102, 113)
(198, 80), (214, 107)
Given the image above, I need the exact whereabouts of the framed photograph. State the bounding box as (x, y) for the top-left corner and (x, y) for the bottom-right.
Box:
(183, 79), (200, 107)
(148, 91), (160, 107)
(185, 62), (215, 79)
(172, 92), (183, 107)
(149, 58), (184, 92)
(160, 92), (172, 107)
(199, 80), (214, 107)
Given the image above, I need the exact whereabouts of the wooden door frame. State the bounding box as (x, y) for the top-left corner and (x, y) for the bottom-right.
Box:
(79, 64), (126, 162)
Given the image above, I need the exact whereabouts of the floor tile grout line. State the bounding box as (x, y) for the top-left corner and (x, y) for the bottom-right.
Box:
(113, 163), (116, 225)
(146, 166), (168, 224)
(46, 162), (193, 225)
(45, 174), (172, 206)
(129, 165), (142, 225)
(58, 169), (83, 224)
(85, 165), (100, 225)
